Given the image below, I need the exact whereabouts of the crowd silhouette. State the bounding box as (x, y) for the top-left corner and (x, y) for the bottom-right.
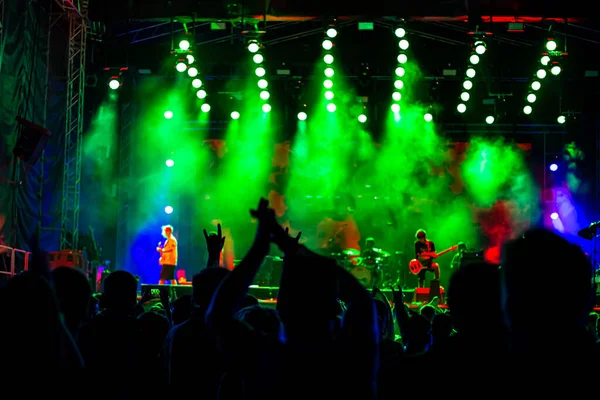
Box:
(1, 197), (598, 398)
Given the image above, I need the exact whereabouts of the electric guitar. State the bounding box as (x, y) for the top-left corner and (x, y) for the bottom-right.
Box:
(409, 245), (458, 275)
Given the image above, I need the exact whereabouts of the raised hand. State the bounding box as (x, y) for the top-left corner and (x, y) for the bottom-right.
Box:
(250, 198), (276, 244)
(203, 223), (226, 259)
(284, 227), (302, 244)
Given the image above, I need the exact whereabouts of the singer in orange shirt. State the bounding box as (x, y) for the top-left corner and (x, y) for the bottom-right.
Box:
(156, 225), (178, 285)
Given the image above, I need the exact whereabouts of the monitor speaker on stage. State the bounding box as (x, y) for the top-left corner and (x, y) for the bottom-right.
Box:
(13, 117), (51, 167)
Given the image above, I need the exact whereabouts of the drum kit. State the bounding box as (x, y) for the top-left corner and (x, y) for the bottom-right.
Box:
(327, 247), (398, 287)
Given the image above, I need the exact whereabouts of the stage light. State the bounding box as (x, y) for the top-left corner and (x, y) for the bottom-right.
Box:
(322, 26), (337, 113)
(176, 62), (187, 72)
(524, 39), (562, 115)
(549, 163), (558, 171)
(166, 159), (174, 167)
(260, 91), (270, 100)
(196, 90), (207, 99)
(165, 206), (174, 214)
(474, 41), (486, 55)
(297, 112), (307, 121)
(178, 39), (190, 51)
(485, 115), (494, 124)
(394, 27), (406, 38)
(248, 41), (259, 53)
(253, 54), (264, 64)
(456, 36), (487, 113)
(358, 114), (367, 123)
(392, 25), (409, 117)
(424, 113), (433, 122)
(248, 38), (270, 113)
(231, 111), (240, 120)
(550, 212), (558, 220)
(108, 78), (120, 90)
(187, 67), (198, 77)
(192, 79), (202, 88)
(186, 54), (195, 64)
(536, 69), (547, 79)
(164, 111), (173, 119)
(201, 103), (211, 113)
(541, 55), (550, 66)
(557, 115), (566, 124)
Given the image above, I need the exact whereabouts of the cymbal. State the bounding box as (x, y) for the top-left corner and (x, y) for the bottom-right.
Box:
(341, 248), (360, 256)
(372, 248), (390, 257)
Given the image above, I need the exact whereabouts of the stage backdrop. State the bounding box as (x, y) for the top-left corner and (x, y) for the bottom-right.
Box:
(127, 134), (535, 287)
(0, 0), (56, 261)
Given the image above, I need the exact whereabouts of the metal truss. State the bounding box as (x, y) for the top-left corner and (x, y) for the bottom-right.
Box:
(0, 0), (4, 71)
(596, 120), (600, 215)
(58, 0), (88, 250)
(115, 99), (137, 270)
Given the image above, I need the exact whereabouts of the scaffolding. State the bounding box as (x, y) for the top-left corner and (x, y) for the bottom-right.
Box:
(57, 0), (88, 250)
(596, 120), (600, 216)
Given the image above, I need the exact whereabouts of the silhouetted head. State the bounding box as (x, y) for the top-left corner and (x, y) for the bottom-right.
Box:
(365, 237), (375, 249)
(192, 267), (230, 310)
(243, 294), (259, 308)
(102, 270), (138, 312)
(420, 305), (436, 323)
(405, 313), (432, 353)
(448, 262), (503, 333)
(51, 267), (92, 334)
(236, 305), (283, 339)
(171, 294), (192, 325)
(432, 312), (453, 341)
(501, 228), (593, 331)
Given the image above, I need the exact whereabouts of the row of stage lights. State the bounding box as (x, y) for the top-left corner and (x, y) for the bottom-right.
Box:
(107, 26), (567, 125)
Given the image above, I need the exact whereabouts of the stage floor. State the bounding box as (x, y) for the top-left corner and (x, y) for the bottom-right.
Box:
(139, 284), (447, 307)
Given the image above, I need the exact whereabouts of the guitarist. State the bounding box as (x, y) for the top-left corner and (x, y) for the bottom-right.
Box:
(156, 225), (178, 285)
(414, 229), (440, 288)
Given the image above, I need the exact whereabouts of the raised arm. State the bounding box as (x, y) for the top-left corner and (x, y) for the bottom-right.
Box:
(203, 224), (225, 269)
(205, 200), (271, 328)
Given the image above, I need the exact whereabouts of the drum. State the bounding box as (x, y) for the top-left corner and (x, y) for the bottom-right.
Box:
(350, 266), (382, 287)
(350, 266), (373, 286)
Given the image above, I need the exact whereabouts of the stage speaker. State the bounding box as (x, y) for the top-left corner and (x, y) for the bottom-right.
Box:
(13, 117), (51, 167)
(413, 285), (445, 304)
